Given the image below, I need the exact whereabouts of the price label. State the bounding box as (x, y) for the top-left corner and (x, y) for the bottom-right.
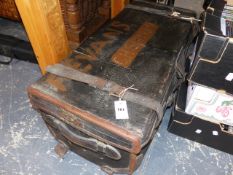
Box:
(225, 73), (233, 81)
(114, 100), (129, 120)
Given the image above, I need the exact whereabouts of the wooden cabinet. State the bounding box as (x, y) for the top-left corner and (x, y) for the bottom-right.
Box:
(60, 0), (111, 44)
(0, 0), (21, 21)
(111, 0), (129, 18)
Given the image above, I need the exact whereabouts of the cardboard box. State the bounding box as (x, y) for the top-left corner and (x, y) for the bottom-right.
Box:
(195, 12), (227, 60)
(195, 1), (233, 60)
(206, 0), (233, 36)
(207, 0), (233, 16)
(186, 82), (233, 126)
(174, 0), (205, 17)
(190, 12), (233, 95)
(169, 1), (233, 154)
(207, 0), (226, 16)
(168, 82), (233, 154)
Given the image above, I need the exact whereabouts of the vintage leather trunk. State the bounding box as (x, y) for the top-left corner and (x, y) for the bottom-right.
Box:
(0, 0), (21, 21)
(28, 1), (198, 174)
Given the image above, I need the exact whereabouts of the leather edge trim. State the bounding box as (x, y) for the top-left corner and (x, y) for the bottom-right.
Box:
(28, 86), (142, 154)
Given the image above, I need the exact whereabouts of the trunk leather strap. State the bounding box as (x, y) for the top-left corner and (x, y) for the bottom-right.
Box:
(46, 64), (164, 122)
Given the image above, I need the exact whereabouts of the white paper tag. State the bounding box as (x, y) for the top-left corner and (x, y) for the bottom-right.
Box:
(221, 18), (226, 36)
(114, 100), (129, 119)
(225, 73), (233, 81)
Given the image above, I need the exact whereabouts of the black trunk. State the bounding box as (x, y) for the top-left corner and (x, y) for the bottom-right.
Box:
(28, 1), (198, 174)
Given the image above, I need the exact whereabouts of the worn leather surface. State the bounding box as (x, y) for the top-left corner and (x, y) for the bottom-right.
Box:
(41, 112), (147, 174)
(30, 2), (197, 150)
(28, 2), (198, 173)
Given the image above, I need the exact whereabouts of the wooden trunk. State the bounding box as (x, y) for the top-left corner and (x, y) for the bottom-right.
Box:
(28, 1), (198, 174)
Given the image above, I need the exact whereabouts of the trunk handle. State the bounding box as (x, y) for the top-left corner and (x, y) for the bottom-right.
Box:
(46, 114), (122, 160)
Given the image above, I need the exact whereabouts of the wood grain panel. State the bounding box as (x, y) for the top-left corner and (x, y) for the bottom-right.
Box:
(60, 0), (111, 44)
(15, 0), (71, 74)
(111, 0), (129, 18)
(227, 0), (233, 5)
(0, 0), (21, 21)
